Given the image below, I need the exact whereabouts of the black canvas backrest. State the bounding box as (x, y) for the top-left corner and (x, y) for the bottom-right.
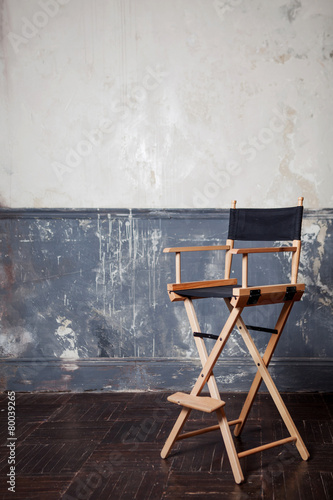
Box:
(228, 206), (303, 241)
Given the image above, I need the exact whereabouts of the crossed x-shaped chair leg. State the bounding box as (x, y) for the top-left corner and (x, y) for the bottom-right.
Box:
(161, 298), (309, 484)
(161, 299), (244, 483)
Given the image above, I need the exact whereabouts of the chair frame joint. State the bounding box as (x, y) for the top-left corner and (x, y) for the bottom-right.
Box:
(247, 289), (261, 305)
(283, 286), (297, 301)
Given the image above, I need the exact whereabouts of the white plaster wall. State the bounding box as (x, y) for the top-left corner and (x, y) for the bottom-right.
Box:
(0, 0), (332, 209)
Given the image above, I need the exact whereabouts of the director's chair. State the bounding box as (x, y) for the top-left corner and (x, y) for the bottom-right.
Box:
(160, 198), (309, 484)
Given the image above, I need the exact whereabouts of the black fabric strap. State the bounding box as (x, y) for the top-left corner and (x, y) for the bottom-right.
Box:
(245, 325), (278, 334)
(193, 332), (219, 340)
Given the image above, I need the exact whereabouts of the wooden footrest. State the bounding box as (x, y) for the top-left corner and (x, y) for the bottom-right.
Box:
(167, 392), (225, 413)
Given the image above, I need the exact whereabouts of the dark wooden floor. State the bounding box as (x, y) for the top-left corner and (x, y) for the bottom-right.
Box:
(0, 391), (332, 499)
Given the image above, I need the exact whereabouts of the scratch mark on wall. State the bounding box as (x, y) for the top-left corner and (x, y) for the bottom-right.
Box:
(91, 213), (166, 358)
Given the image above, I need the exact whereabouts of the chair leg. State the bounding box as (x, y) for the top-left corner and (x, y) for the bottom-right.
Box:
(231, 301), (294, 436)
(161, 300), (244, 483)
(190, 306), (242, 396)
(216, 407), (244, 484)
(184, 299), (223, 399)
(186, 299), (244, 483)
(161, 298), (230, 460)
(237, 322), (310, 461)
(160, 406), (191, 459)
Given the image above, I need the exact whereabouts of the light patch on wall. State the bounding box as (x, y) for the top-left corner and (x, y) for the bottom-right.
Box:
(61, 362), (79, 372)
(0, 327), (33, 357)
(300, 220), (333, 307)
(55, 316), (79, 359)
(296, 318), (310, 345)
(312, 222), (327, 276)
(36, 221), (54, 241)
(301, 222), (324, 280)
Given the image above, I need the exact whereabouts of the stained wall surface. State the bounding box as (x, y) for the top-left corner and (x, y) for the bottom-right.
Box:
(0, 0), (332, 209)
(1, 209), (332, 392)
(1, 1), (332, 392)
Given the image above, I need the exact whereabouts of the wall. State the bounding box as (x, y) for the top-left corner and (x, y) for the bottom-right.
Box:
(1, 208), (332, 392)
(1, 1), (333, 392)
(0, 0), (332, 209)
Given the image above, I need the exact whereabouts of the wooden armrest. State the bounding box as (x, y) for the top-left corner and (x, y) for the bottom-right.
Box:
(230, 246), (297, 255)
(164, 245), (231, 287)
(168, 278), (238, 292)
(163, 245), (230, 253)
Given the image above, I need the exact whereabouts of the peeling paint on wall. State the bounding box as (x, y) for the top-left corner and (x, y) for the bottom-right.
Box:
(55, 316), (79, 359)
(0, 208), (332, 391)
(0, 327), (33, 357)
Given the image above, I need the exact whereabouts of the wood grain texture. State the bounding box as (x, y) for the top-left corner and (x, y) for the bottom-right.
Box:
(163, 245), (230, 253)
(167, 278), (237, 291)
(0, 392), (332, 499)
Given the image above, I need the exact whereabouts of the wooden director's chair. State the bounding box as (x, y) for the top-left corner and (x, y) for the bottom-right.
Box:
(160, 198), (309, 484)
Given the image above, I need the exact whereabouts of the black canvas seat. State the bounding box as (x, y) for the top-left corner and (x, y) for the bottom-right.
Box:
(174, 284), (242, 299)
(160, 198), (309, 484)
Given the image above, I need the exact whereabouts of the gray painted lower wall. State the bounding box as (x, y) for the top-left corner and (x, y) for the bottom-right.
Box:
(3, 358), (332, 394)
(1, 208), (332, 392)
